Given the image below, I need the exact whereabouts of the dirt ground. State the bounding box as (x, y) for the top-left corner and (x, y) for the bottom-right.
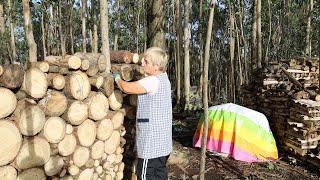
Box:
(167, 114), (320, 180)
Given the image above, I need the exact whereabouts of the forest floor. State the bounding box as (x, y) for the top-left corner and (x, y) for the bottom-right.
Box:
(167, 113), (320, 180)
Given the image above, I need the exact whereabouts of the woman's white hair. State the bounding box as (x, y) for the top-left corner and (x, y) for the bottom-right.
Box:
(144, 47), (168, 72)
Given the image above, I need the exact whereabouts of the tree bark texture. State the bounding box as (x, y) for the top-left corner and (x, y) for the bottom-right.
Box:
(183, 0), (191, 108)
(22, 0), (37, 62)
(100, 0), (111, 73)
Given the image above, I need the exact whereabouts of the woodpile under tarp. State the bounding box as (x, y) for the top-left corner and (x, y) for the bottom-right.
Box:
(0, 50), (141, 180)
(241, 56), (320, 166)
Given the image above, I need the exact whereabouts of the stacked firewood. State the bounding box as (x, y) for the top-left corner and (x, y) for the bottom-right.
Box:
(0, 50), (141, 179)
(241, 57), (320, 158)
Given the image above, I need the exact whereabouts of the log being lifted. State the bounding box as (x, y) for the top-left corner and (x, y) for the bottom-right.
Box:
(111, 64), (133, 81)
(0, 121), (22, 166)
(0, 64), (24, 89)
(22, 67), (48, 99)
(0, 88), (17, 119)
(110, 50), (139, 64)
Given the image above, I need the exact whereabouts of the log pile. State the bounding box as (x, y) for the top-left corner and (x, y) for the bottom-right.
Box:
(241, 56), (320, 163)
(0, 50), (141, 179)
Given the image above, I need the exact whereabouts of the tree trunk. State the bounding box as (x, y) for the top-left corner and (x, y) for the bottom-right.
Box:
(175, 0), (182, 106)
(229, 3), (235, 102)
(100, 0), (111, 73)
(0, 3), (4, 34)
(251, 0), (257, 71)
(199, 0), (204, 99)
(41, 10), (47, 58)
(82, 0), (87, 53)
(183, 0), (191, 109)
(264, 0), (271, 65)
(143, 0), (147, 51)
(22, 0), (37, 62)
(146, 0), (166, 49)
(136, 0), (141, 53)
(200, 1), (216, 179)
(69, 0), (74, 54)
(59, 0), (66, 56)
(92, 0), (98, 53)
(8, 0), (17, 62)
(114, 0), (121, 51)
(257, 0), (262, 68)
(305, 0), (313, 57)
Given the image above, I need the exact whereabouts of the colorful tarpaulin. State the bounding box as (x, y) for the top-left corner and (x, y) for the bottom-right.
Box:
(193, 103), (278, 162)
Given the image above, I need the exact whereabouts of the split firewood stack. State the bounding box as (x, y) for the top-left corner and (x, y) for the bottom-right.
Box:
(0, 50), (142, 179)
(241, 56), (320, 163)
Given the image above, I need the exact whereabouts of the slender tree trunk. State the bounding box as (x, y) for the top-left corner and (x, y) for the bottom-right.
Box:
(22, 0), (37, 62)
(136, 0), (141, 53)
(143, 0), (147, 51)
(59, 0), (66, 56)
(175, 0), (181, 106)
(183, 0), (191, 109)
(229, 3), (235, 102)
(100, 0), (111, 72)
(238, 0), (248, 84)
(0, 3), (4, 34)
(113, 0), (120, 51)
(264, 0), (271, 66)
(92, 0), (98, 53)
(146, 0), (166, 49)
(82, 0), (87, 53)
(251, 0), (257, 75)
(41, 10), (47, 58)
(235, 17), (243, 86)
(199, 0), (204, 99)
(200, 1), (216, 179)
(257, 0), (262, 68)
(69, 0), (74, 54)
(305, 0), (313, 57)
(8, 0), (17, 62)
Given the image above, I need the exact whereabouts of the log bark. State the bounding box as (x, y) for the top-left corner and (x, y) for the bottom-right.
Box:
(104, 131), (120, 154)
(74, 52), (108, 73)
(73, 146), (90, 167)
(0, 64), (24, 89)
(97, 119), (113, 141)
(77, 119), (96, 147)
(110, 50), (138, 64)
(111, 111), (124, 130)
(47, 73), (65, 90)
(64, 71), (91, 100)
(108, 90), (123, 110)
(18, 105), (46, 136)
(63, 100), (88, 125)
(84, 92), (109, 121)
(48, 65), (70, 75)
(15, 137), (50, 169)
(22, 67), (48, 99)
(0, 165), (17, 180)
(44, 55), (82, 70)
(17, 168), (45, 180)
(0, 88), (17, 119)
(44, 155), (64, 176)
(38, 90), (68, 117)
(58, 134), (77, 156)
(0, 121), (22, 166)
(43, 117), (66, 143)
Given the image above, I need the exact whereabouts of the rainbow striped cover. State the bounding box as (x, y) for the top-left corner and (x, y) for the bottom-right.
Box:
(193, 103), (278, 162)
